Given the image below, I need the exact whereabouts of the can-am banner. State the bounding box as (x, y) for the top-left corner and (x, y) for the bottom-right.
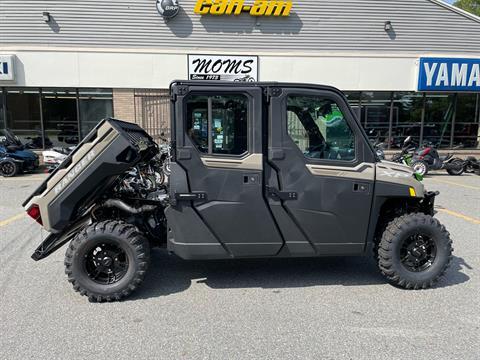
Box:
(418, 57), (480, 92)
(188, 55), (258, 82)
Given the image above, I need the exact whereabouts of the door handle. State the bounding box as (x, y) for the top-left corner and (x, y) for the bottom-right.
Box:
(353, 183), (370, 193)
(266, 186), (298, 201)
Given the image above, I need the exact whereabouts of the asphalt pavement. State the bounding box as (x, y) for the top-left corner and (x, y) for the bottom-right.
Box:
(0, 171), (479, 360)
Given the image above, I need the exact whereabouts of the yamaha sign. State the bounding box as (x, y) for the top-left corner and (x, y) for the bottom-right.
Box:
(418, 57), (480, 92)
(156, 0), (180, 19)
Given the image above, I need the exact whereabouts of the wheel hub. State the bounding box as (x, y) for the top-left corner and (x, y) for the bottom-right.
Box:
(400, 234), (436, 272)
(84, 243), (129, 285)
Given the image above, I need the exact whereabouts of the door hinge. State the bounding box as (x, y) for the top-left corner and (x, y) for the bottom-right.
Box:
(266, 186), (297, 201)
(265, 87), (282, 104)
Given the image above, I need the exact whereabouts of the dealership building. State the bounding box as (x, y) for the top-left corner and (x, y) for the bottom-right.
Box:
(0, 0), (479, 151)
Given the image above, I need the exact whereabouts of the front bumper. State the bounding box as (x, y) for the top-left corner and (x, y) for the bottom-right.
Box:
(420, 190), (438, 216)
(21, 158), (39, 172)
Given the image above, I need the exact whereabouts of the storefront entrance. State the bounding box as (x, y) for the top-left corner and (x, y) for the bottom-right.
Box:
(0, 88), (113, 149)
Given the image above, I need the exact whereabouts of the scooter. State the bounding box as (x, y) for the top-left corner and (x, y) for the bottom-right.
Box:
(411, 143), (465, 176)
(0, 129), (39, 177)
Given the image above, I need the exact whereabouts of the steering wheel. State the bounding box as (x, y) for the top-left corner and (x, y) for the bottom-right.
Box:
(306, 143), (329, 159)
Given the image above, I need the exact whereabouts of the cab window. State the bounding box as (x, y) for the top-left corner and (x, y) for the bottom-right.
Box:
(186, 94), (248, 155)
(287, 95), (355, 161)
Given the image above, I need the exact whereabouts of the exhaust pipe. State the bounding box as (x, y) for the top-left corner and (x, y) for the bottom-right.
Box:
(103, 199), (156, 214)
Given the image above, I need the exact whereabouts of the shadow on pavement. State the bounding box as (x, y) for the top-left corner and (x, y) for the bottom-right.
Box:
(130, 250), (471, 300)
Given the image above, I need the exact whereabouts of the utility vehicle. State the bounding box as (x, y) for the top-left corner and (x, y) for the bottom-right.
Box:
(24, 82), (453, 302)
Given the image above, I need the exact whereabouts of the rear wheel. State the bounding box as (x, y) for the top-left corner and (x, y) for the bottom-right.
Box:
(376, 213), (452, 289)
(0, 159), (18, 177)
(412, 160), (428, 176)
(446, 159), (464, 176)
(64, 221), (150, 302)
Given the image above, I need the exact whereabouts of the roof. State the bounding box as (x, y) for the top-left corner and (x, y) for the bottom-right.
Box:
(429, 0), (480, 24)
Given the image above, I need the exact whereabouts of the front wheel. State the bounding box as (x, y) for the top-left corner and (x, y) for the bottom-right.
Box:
(0, 159), (19, 177)
(376, 213), (452, 289)
(446, 159), (465, 176)
(412, 160), (428, 176)
(64, 221), (150, 302)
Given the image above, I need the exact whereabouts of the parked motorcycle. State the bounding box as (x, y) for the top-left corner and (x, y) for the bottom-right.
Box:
(391, 136), (416, 166)
(0, 129), (39, 177)
(464, 156), (480, 175)
(24, 133), (53, 149)
(411, 143), (464, 176)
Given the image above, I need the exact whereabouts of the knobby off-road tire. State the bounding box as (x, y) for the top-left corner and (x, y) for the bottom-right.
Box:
(65, 221), (150, 302)
(377, 213), (452, 289)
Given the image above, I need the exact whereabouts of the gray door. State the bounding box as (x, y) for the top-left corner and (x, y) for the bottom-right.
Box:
(172, 84), (283, 257)
(267, 87), (376, 256)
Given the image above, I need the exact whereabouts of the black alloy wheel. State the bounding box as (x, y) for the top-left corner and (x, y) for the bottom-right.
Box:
(400, 233), (436, 272)
(0, 160), (18, 177)
(84, 242), (129, 285)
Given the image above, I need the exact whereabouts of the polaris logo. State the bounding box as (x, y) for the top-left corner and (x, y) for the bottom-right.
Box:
(53, 151), (95, 195)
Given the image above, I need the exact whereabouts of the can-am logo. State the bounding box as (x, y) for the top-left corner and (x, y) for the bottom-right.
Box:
(156, 0), (180, 19)
(53, 151), (95, 195)
(188, 54), (258, 81)
(194, 0), (292, 16)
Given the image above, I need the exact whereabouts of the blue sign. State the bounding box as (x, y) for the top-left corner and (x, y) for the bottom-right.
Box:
(0, 55), (14, 81)
(418, 57), (480, 92)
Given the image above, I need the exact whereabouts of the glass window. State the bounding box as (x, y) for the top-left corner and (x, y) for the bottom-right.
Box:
(79, 88), (113, 138)
(391, 92), (424, 149)
(344, 91), (361, 120)
(186, 95), (209, 153)
(361, 92), (392, 146)
(287, 95), (355, 161)
(42, 88), (79, 147)
(186, 94), (248, 155)
(454, 93), (479, 149)
(5, 88), (43, 148)
(424, 93), (456, 148)
(0, 89), (5, 129)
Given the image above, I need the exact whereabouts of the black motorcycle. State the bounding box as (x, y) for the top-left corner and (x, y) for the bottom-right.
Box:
(464, 156), (480, 175)
(25, 134), (53, 149)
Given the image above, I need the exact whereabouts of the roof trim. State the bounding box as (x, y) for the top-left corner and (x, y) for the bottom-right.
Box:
(429, 0), (480, 24)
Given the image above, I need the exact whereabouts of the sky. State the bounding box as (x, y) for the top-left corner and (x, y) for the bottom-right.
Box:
(444, 0), (455, 4)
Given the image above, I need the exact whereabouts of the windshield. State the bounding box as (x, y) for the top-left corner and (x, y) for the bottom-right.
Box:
(0, 129), (23, 146)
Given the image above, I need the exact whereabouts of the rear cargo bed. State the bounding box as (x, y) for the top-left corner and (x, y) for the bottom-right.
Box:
(23, 118), (157, 233)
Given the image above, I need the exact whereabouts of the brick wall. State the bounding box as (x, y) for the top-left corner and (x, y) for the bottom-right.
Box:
(113, 88), (135, 123)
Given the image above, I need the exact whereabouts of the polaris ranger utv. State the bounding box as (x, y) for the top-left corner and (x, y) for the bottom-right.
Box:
(23, 82), (452, 302)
